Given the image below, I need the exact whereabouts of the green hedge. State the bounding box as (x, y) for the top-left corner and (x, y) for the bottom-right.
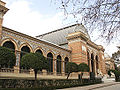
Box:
(0, 78), (102, 90)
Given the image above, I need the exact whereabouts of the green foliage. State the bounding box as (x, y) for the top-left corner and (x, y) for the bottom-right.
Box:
(65, 62), (78, 79)
(78, 63), (89, 72)
(21, 53), (42, 70)
(21, 53), (48, 80)
(0, 46), (16, 68)
(107, 70), (112, 77)
(66, 62), (78, 73)
(110, 69), (120, 82)
(0, 78), (102, 89)
(35, 53), (49, 70)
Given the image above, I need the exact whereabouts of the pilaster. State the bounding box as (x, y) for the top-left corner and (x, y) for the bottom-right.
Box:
(0, 1), (8, 41)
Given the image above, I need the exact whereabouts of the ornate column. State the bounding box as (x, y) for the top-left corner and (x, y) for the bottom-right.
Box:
(53, 57), (57, 76)
(14, 50), (20, 73)
(62, 60), (65, 76)
(15, 50), (21, 67)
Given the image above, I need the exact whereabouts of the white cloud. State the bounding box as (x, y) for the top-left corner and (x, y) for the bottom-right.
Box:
(3, 0), (64, 36)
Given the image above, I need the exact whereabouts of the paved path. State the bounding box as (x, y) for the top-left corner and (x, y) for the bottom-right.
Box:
(57, 77), (120, 90)
(57, 82), (120, 90)
(93, 84), (120, 90)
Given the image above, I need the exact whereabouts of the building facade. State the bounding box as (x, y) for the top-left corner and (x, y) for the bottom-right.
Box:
(0, 1), (106, 78)
(104, 53), (115, 72)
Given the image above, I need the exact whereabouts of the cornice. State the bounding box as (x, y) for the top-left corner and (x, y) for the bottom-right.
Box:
(67, 31), (88, 41)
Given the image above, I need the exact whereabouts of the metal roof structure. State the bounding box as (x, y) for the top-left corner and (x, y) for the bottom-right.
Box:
(36, 24), (90, 49)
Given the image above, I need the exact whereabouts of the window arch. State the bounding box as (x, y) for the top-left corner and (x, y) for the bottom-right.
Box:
(64, 57), (69, 73)
(96, 55), (99, 72)
(57, 55), (62, 74)
(35, 49), (43, 55)
(87, 51), (90, 68)
(47, 52), (53, 73)
(20, 45), (30, 69)
(91, 53), (94, 72)
(3, 41), (15, 52)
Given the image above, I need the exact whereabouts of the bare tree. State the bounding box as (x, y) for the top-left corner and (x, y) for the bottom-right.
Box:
(53, 0), (120, 42)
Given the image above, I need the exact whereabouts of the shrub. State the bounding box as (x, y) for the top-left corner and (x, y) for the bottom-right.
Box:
(0, 78), (102, 89)
(0, 46), (16, 68)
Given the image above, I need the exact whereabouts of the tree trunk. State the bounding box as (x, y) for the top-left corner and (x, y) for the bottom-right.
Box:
(34, 69), (38, 87)
(34, 70), (38, 80)
(67, 73), (70, 79)
(81, 72), (83, 83)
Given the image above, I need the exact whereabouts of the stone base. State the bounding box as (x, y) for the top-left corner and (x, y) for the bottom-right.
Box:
(14, 66), (19, 74)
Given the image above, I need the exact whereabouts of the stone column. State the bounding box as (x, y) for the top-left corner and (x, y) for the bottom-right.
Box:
(53, 58), (57, 76)
(94, 57), (97, 76)
(14, 50), (20, 73)
(89, 54), (92, 72)
(62, 61), (65, 76)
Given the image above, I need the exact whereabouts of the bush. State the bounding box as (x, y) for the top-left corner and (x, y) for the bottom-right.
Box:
(0, 78), (102, 89)
(0, 46), (16, 68)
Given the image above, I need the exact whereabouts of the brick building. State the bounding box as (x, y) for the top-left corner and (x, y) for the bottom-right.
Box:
(0, 1), (106, 78)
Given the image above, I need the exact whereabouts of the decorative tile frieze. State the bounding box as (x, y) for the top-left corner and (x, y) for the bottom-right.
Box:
(2, 30), (70, 57)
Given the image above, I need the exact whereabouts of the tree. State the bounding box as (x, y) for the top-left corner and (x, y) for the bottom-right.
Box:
(113, 70), (120, 82)
(21, 53), (48, 80)
(0, 46), (16, 68)
(54, 0), (120, 42)
(35, 52), (49, 70)
(78, 63), (89, 80)
(65, 62), (78, 79)
(108, 70), (112, 77)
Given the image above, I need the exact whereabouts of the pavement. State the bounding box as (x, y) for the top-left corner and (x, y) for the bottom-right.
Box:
(57, 77), (120, 90)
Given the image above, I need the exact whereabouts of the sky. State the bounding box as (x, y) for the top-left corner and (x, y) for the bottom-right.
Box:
(2, 0), (119, 56)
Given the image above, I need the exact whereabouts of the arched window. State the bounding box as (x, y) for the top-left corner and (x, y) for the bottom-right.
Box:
(47, 52), (53, 73)
(20, 45), (30, 69)
(65, 57), (69, 73)
(91, 53), (94, 72)
(96, 55), (99, 71)
(35, 49), (43, 55)
(3, 41), (15, 52)
(57, 55), (62, 74)
(87, 51), (90, 68)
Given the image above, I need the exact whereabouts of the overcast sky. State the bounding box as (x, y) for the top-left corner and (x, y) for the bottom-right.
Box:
(2, 0), (119, 56)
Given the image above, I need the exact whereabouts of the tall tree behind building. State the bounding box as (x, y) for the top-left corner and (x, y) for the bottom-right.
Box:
(53, 0), (120, 42)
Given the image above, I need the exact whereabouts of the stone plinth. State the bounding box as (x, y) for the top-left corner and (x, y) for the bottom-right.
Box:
(30, 69), (34, 75)
(42, 69), (47, 76)
(14, 66), (19, 74)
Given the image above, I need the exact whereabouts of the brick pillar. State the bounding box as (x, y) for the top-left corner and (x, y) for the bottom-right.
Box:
(67, 31), (88, 65)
